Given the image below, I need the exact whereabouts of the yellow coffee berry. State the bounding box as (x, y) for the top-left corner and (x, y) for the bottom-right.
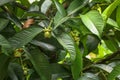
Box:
(44, 31), (51, 38)
(57, 77), (62, 80)
(14, 51), (21, 57)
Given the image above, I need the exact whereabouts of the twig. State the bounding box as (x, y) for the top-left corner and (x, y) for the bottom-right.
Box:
(96, 50), (120, 64)
(1, 6), (12, 14)
(13, 2), (28, 11)
(83, 50), (120, 71)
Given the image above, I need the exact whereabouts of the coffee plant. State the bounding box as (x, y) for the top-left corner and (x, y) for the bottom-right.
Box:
(0, 0), (120, 80)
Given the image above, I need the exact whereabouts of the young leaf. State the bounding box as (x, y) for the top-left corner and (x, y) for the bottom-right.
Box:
(102, 0), (120, 20)
(9, 26), (43, 49)
(116, 5), (120, 27)
(25, 48), (51, 80)
(107, 18), (120, 30)
(80, 10), (104, 37)
(108, 65), (120, 80)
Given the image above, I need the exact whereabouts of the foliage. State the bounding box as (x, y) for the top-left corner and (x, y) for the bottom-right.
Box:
(0, 0), (120, 80)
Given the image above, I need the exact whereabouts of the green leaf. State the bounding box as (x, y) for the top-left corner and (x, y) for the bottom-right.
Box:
(108, 61), (120, 68)
(0, 54), (9, 80)
(53, 0), (88, 29)
(107, 18), (120, 30)
(115, 31), (120, 42)
(41, 0), (52, 13)
(81, 34), (100, 55)
(15, 8), (24, 17)
(8, 63), (24, 80)
(31, 40), (56, 51)
(80, 10), (104, 37)
(92, 0), (111, 3)
(0, 0), (15, 6)
(67, 0), (89, 15)
(5, 13), (22, 29)
(71, 45), (83, 80)
(0, 22), (16, 38)
(50, 63), (70, 79)
(53, 0), (66, 16)
(29, 5), (39, 12)
(29, 72), (40, 80)
(78, 73), (99, 80)
(19, 0), (30, 7)
(102, 0), (120, 20)
(55, 32), (76, 62)
(1, 12), (22, 29)
(108, 65), (120, 80)
(104, 39), (119, 52)
(0, 18), (9, 31)
(0, 35), (11, 55)
(116, 5), (120, 27)
(53, 0), (67, 26)
(55, 32), (82, 80)
(22, 11), (46, 19)
(25, 48), (51, 80)
(0, 35), (11, 48)
(54, 14), (69, 29)
(66, 19), (91, 35)
(93, 64), (113, 73)
(9, 26), (43, 49)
